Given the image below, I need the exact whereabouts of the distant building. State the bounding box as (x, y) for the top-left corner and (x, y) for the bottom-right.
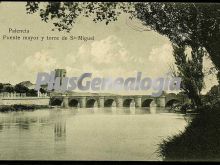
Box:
(16, 69), (67, 95)
(55, 69), (67, 86)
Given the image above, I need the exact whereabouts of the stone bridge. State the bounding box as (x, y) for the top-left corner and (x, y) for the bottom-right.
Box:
(165, 93), (190, 107)
(49, 92), (189, 108)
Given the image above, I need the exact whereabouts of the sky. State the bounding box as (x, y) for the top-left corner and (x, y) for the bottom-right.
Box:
(0, 2), (218, 94)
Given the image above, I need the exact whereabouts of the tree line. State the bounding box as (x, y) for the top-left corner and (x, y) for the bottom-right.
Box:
(0, 83), (46, 96)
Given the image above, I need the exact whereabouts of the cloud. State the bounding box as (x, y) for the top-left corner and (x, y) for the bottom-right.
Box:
(63, 35), (138, 77)
(23, 50), (58, 73)
(12, 50), (59, 83)
(61, 36), (178, 83)
(90, 35), (128, 64)
(75, 35), (130, 65)
(148, 43), (174, 64)
(147, 43), (175, 77)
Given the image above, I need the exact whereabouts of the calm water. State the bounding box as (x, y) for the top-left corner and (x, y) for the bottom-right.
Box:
(0, 107), (188, 160)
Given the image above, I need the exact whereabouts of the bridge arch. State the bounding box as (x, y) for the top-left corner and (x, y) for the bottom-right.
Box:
(166, 99), (181, 107)
(68, 99), (79, 107)
(50, 97), (63, 106)
(142, 99), (154, 107)
(104, 99), (116, 107)
(123, 99), (134, 107)
(86, 99), (97, 108)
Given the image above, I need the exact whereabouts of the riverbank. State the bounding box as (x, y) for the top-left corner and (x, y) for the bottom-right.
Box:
(0, 104), (51, 112)
(158, 101), (220, 161)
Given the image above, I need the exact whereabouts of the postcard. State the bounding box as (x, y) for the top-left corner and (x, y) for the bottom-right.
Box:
(0, 2), (219, 162)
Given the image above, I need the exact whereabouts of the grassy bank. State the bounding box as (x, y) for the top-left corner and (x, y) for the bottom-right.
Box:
(158, 101), (220, 161)
(0, 104), (51, 112)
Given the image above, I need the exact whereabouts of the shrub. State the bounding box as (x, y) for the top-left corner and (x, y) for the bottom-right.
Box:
(158, 102), (220, 161)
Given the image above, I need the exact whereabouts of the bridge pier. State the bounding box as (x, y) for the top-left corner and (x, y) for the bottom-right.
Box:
(80, 97), (86, 108)
(62, 97), (69, 108)
(117, 97), (123, 107)
(134, 97), (142, 107)
(156, 96), (166, 107)
(98, 97), (104, 108)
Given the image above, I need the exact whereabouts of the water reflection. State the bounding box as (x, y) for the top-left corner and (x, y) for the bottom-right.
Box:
(54, 120), (67, 155)
(64, 106), (176, 117)
(54, 120), (66, 141)
(0, 124), (3, 132)
(150, 106), (157, 114)
(0, 107), (174, 132)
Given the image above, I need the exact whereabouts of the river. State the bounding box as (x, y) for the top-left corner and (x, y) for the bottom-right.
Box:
(0, 107), (188, 160)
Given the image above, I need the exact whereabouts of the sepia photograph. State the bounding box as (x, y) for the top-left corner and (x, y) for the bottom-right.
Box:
(0, 1), (219, 162)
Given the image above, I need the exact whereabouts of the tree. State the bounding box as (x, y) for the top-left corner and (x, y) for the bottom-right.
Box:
(3, 86), (14, 93)
(25, 2), (132, 32)
(27, 89), (38, 97)
(133, 3), (220, 82)
(14, 84), (29, 93)
(204, 84), (220, 105)
(0, 83), (3, 93)
(171, 44), (205, 106)
(40, 88), (47, 94)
